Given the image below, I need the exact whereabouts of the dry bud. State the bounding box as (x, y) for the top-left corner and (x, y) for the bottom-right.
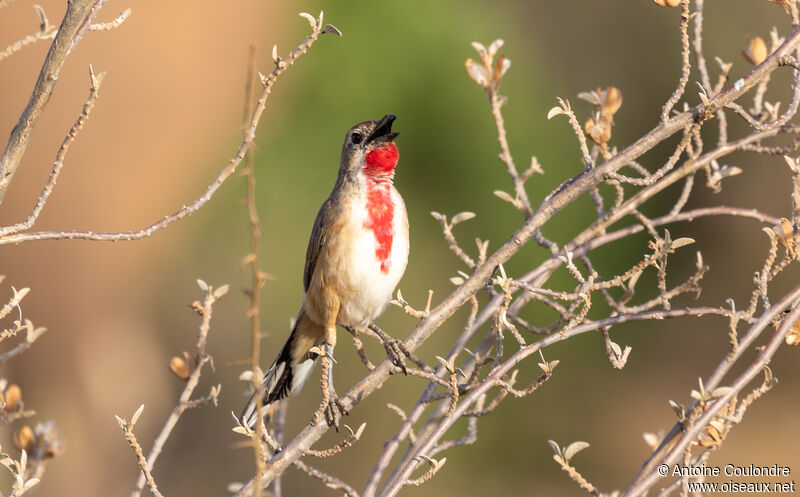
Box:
(742, 36), (768, 66)
(773, 217), (794, 251)
(169, 356), (191, 381)
(4, 384), (21, 411)
(494, 55), (511, 81)
(34, 421), (64, 458)
(585, 115), (612, 145)
(12, 425), (34, 453)
(578, 87), (622, 120)
(190, 301), (204, 315)
(602, 86), (623, 117)
(698, 425), (720, 447)
(787, 328), (800, 346)
(787, 319), (800, 346)
(465, 58), (489, 88)
(652, 0), (681, 6)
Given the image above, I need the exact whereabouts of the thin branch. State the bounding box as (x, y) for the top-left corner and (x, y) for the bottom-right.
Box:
(239, 41), (270, 497)
(293, 459), (360, 497)
(67, 0), (111, 55)
(489, 85), (533, 217)
(0, 6), (57, 63)
(0, 286), (29, 322)
(88, 8), (131, 31)
(305, 423), (366, 458)
(130, 281), (227, 497)
(691, 0), (711, 91)
(624, 286), (800, 497)
(553, 455), (603, 497)
(0, 67), (105, 237)
(661, 0), (692, 121)
(236, 24), (800, 497)
(0, 0), (105, 203)
(375, 308), (720, 497)
(116, 407), (163, 497)
(0, 15), (336, 245)
(0, 319), (46, 365)
(402, 456), (446, 488)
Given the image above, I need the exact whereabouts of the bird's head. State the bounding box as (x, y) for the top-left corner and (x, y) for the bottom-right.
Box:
(340, 114), (399, 179)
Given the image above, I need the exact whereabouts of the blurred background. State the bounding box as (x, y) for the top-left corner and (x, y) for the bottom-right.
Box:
(0, 0), (798, 495)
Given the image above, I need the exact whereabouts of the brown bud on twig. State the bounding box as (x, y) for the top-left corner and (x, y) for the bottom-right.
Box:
(465, 39), (511, 91)
(742, 36), (768, 66)
(773, 217), (794, 251)
(585, 115), (612, 145)
(35, 421), (65, 458)
(602, 86), (623, 117)
(4, 384), (21, 411)
(787, 330), (800, 346)
(698, 419), (724, 447)
(494, 55), (511, 82)
(12, 425), (34, 452)
(169, 356), (191, 381)
(578, 87), (623, 118)
(465, 58), (489, 89)
(786, 318), (800, 346)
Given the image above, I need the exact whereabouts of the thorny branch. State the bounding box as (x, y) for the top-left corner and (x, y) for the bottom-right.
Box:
(234, 4), (800, 497)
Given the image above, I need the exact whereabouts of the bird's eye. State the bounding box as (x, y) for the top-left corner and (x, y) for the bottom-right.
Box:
(351, 132), (363, 144)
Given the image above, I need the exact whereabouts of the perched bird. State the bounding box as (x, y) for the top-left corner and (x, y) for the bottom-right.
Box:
(240, 114), (409, 429)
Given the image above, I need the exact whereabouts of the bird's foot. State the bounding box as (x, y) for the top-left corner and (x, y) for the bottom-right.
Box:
(383, 337), (411, 375)
(368, 322), (412, 374)
(314, 341), (348, 430)
(323, 391), (349, 430)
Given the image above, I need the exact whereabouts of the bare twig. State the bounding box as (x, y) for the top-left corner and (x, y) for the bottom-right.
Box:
(0, 67), (105, 237)
(624, 286), (800, 497)
(129, 281), (227, 497)
(238, 41), (270, 497)
(305, 423), (366, 458)
(88, 8), (131, 31)
(0, 0), (112, 203)
(0, 6), (57, 63)
(293, 459), (360, 497)
(489, 84), (533, 217)
(0, 12), (339, 245)
(233, 17), (800, 497)
(661, 0), (692, 121)
(116, 406), (162, 497)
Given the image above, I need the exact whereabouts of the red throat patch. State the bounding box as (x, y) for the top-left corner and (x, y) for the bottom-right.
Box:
(363, 144), (398, 273)
(364, 143), (399, 177)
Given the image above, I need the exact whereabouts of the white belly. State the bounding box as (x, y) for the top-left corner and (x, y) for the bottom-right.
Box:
(335, 187), (408, 327)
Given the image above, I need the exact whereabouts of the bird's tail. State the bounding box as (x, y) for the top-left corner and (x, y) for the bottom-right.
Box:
(239, 310), (324, 429)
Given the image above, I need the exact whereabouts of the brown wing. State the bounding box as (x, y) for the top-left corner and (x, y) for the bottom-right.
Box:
(303, 198), (332, 293)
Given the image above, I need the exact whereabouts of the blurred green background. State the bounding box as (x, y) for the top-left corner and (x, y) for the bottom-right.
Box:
(0, 0), (798, 496)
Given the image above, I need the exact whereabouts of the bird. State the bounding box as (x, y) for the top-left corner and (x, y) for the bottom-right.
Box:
(240, 114), (409, 429)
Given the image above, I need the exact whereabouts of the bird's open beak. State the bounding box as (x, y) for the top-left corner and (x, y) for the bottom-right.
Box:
(367, 114), (398, 144)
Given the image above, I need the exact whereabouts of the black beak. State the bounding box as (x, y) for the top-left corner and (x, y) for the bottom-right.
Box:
(366, 114), (398, 144)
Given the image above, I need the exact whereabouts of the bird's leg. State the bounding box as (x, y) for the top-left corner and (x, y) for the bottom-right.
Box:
(367, 322), (414, 374)
(314, 314), (348, 430)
